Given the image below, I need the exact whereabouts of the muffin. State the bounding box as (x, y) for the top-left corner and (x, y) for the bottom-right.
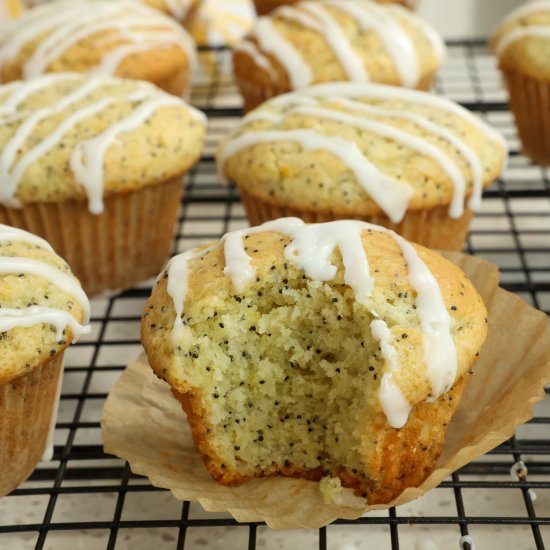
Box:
(141, 218), (487, 504)
(0, 223), (90, 496)
(491, 1), (550, 165)
(234, 0), (444, 111)
(0, 74), (206, 295)
(217, 83), (507, 251)
(253, 0), (420, 16)
(0, 0), (197, 97)
(140, 0), (202, 30)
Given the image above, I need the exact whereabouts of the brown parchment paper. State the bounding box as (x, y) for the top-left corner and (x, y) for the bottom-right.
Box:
(101, 253), (550, 529)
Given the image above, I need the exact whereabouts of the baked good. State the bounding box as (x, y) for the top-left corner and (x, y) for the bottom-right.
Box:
(491, 1), (550, 165)
(0, 0), (23, 24)
(141, 217), (487, 504)
(252, 0), (420, 16)
(234, 0), (443, 110)
(0, 223), (90, 496)
(140, 0), (202, 30)
(0, 73), (206, 295)
(0, 0), (197, 97)
(217, 83), (507, 251)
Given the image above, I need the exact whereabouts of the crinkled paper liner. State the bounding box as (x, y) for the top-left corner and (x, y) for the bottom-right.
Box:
(0, 353), (63, 497)
(101, 253), (550, 529)
(0, 178), (183, 296)
(502, 69), (550, 166)
(239, 188), (473, 251)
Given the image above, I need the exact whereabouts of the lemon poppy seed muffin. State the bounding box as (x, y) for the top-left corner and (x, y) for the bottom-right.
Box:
(0, 223), (90, 496)
(0, 0), (197, 97)
(234, 0), (444, 111)
(491, 1), (550, 165)
(140, 0), (203, 30)
(218, 83), (507, 251)
(141, 218), (487, 503)
(0, 73), (206, 295)
(253, 0), (420, 17)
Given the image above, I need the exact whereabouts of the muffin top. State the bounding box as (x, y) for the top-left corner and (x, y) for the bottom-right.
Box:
(0, 73), (206, 213)
(491, 1), (550, 79)
(0, 0), (196, 84)
(234, 0), (445, 90)
(142, 218), (487, 429)
(143, 0), (199, 21)
(218, 83), (507, 221)
(0, 223), (90, 385)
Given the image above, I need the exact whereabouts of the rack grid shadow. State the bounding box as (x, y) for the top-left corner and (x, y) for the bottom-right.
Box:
(0, 42), (549, 550)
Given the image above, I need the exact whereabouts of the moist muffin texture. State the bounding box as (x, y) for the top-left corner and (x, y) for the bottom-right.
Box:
(234, 0), (445, 111)
(0, 0), (196, 96)
(141, 218), (488, 504)
(218, 83), (507, 250)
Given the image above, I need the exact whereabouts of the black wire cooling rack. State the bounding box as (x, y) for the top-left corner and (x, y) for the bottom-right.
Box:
(1, 42), (549, 550)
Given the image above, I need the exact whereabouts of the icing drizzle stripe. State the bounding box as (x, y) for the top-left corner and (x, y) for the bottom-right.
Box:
(166, 217), (458, 427)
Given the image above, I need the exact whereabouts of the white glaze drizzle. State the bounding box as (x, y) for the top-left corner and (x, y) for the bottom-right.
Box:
(251, 17), (312, 89)
(281, 3), (368, 82)
(0, 76), (206, 213)
(233, 40), (278, 81)
(0, 224), (91, 338)
(70, 96), (183, 214)
(221, 83), (505, 218)
(0, 223), (54, 251)
(217, 129), (414, 223)
(371, 319), (411, 429)
(494, 26), (550, 56)
(287, 104), (466, 218)
(166, 218), (458, 426)
(499, 0), (550, 26)
(322, 0), (419, 87)
(163, 0), (192, 20)
(0, 0), (197, 81)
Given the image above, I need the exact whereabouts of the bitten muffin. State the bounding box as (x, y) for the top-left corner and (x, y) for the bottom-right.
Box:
(234, 0), (444, 111)
(253, 0), (420, 17)
(141, 218), (487, 504)
(0, 74), (206, 295)
(491, 1), (550, 165)
(0, 223), (90, 496)
(0, 0), (197, 97)
(218, 83), (507, 251)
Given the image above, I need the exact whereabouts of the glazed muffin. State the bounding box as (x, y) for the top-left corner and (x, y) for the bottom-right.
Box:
(140, 0), (202, 30)
(0, 223), (90, 496)
(141, 218), (487, 504)
(217, 83), (507, 251)
(253, 0), (420, 16)
(0, 74), (206, 295)
(0, 0), (197, 97)
(234, 0), (444, 111)
(491, 1), (550, 165)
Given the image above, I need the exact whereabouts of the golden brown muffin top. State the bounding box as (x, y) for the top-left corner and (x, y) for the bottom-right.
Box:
(235, 0), (444, 90)
(218, 83), (507, 221)
(0, 0), (196, 84)
(142, 218), (488, 430)
(491, 1), (550, 80)
(142, 0), (201, 21)
(0, 73), (206, 213)
(0, 224), (90, 385)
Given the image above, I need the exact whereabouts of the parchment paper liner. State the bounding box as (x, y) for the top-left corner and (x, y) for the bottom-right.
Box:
(101, 253), (550, 529)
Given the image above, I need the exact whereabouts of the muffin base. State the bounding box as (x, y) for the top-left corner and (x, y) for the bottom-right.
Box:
(0, 178), (184, 296)
(239, 189), (473, 251)
(0, 353), (63, 497)
(502, 69), (550, 166)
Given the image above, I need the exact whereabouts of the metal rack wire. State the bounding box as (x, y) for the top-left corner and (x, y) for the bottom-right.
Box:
(1, 42), (549, 550)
